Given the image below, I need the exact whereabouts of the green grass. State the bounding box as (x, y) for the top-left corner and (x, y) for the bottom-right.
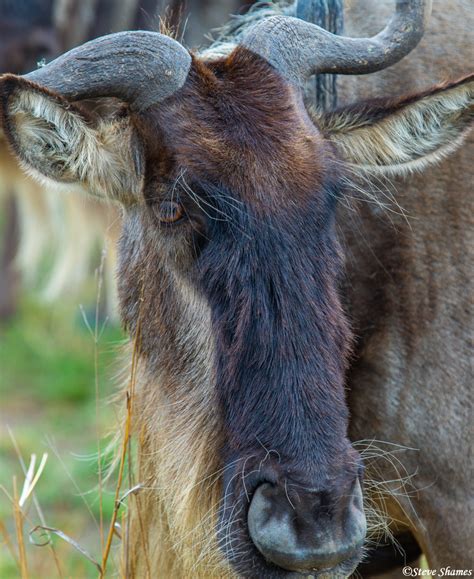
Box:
(0, 297), (125, 578)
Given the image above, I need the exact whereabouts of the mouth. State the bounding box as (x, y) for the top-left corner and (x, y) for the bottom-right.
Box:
(228, 541), (363, 578)
(246, 538), (364, 578)
(284, 552), (363, 578)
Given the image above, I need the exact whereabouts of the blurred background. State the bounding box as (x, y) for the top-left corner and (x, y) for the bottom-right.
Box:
(0, 1), (258, 576)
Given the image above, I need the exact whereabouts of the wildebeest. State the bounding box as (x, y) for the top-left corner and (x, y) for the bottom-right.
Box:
(337, 0), (474, 573)
(0, 0), (472, 576)
(0, 0), (117, 314)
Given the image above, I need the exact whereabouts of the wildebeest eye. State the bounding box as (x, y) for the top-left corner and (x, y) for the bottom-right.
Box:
(155, 200), (185, 224)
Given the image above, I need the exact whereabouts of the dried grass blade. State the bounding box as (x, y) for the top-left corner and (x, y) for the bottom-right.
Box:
(19, 454), (48, 508)
(29, 525), (102, 574)
(118, 483), (142, 507)
(19, 455), (36, 507)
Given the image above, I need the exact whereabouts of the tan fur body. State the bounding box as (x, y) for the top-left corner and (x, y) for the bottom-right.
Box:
(127, 279), (229, 577)
(339, 0), (474, 569)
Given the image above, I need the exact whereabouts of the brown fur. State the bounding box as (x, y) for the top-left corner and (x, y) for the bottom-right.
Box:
(141, 50), (329, 212)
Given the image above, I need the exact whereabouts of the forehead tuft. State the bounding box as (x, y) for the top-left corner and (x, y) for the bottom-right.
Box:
(140, 46), (332, 211)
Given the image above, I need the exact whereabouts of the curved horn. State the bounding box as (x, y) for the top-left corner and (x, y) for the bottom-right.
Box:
(24, 31), (191, 111)
(242, 0), (432, 85)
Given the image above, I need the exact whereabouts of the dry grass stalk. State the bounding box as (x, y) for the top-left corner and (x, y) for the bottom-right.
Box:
(80, 252), (110, 555)
(0, 519), (20, 568)
(100, 307), (143, 577)
(12, 477), (28, 579)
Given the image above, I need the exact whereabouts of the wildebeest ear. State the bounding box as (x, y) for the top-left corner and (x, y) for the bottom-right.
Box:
(319, 74), (473, 176)
(0, 75), (144, 205)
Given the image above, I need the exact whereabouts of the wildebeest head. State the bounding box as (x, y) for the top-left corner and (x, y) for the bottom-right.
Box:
(1, 1), (473, 576)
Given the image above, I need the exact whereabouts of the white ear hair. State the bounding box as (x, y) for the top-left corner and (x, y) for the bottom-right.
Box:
(318, 75), (474, 177)
(3, 80), (144, 205)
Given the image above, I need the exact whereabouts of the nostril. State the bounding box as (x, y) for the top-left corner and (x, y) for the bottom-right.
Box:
(247, 481), (366, 573)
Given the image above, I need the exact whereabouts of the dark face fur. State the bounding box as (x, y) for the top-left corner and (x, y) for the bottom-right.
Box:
(117, 49), (365, 577)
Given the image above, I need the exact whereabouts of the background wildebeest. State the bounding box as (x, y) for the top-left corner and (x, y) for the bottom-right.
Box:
(338, 0), (474, 573)
(0, 0), (121, 319)
(0, 0), (58, 318)
(0, 0), (472, 577)
(0, 0), (246, 320)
